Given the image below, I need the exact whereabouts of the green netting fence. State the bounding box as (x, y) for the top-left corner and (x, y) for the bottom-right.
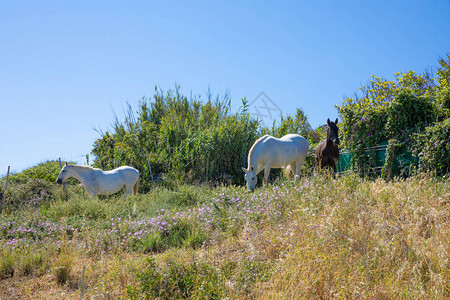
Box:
(336, 141), (417, 176)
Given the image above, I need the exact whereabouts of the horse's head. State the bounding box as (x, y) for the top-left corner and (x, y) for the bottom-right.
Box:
(327, 118), (340, 146)
(56, 163), (71, 184)
(242, 166), (257, 192)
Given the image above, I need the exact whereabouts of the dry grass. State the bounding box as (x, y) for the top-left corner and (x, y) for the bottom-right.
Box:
(257, 176), (450, 299)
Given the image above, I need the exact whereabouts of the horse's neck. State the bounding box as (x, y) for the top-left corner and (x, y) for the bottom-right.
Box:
(69, 167), (94, 183)
(326, 129), (334, 148)
(325, 135), (337, 152)
(248, 155), (257, 170)
(248, 144), (263, 172)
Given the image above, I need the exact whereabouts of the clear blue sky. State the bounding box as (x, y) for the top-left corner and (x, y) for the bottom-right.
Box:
(1, 0), (450, 175)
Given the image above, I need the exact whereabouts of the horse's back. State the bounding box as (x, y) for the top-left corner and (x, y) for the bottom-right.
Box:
(315, 140), (326, 158)
(260, 134), (309, 160)
(279, 133), (307, 141)
(279, 134), (309, 152)
(106, 166), (138, 172)
(120, 166), (139, 179)
(115, 166), (139, 173)
(104, 166), (139, 182)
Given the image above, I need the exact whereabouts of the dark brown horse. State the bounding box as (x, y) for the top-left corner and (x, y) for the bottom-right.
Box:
(315, 118), (340, 171)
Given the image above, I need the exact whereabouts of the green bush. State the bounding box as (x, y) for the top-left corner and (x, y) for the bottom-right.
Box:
(132, 217), (208, 253)
(0, 161), (81, 211)
(1, 178), (55, 210)
(414, 117), (450, 176)
(128, 257), (224, 299)
(386, 91), (435, 140)
(435, 55), (450, 119)
(261, 107), (321, 146)
(92, 87), (316, 190)
(92, 88), (261, 190)
(336, 55), (450, 178)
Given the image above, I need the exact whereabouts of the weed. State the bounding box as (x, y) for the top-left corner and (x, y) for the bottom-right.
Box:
(20, 249), (48, 276)
(128, 256), (224, 299)
(0, 249), (15, 279)
(53, 227), (75, 285)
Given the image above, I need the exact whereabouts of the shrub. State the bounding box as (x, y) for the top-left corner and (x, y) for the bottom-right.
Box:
(336, 55), (450, 178)
(162, 218), (207, 249)
(435, 54), (450, 119)
(92, 88), (260, 190)
(386, 91), (435, 140)
(414, 117), (450, 176)
(134, 232), (165, 253)
(0, 161), (82, 210)
(1, 178), (54, 209)
(131, 218), (208, 253)
(91, 87), (316, 190)
(128, 257), (224, 299)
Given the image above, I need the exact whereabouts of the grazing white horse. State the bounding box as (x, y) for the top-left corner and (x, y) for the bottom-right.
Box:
(242, 134), (309, 191)
(56, 163), (139, 197)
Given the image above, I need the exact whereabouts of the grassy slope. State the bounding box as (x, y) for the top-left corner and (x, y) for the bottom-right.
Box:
(0, 174), (449, 299)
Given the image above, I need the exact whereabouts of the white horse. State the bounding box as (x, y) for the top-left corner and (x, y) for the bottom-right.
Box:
(242, 134), (309, 191)
(56, 163), (139, 197)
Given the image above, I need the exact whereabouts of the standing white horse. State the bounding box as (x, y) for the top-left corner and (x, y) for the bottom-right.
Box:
(56, 163), (139, 197)
(242, 134), (309, 191)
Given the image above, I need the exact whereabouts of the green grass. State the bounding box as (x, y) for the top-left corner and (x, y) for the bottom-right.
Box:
(0, 248), (15, 279)
(0, 174), (448, 299)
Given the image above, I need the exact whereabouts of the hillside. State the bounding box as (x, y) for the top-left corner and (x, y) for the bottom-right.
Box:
(0, 174), (448, 299)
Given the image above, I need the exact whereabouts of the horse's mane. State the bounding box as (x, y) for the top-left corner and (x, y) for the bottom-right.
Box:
(248, 135), (270, 166)
(68, 164), (101, 171)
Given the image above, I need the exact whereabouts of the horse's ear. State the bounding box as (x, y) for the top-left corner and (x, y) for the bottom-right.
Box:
(335, 118), (338, 124)
(327, 118), (331, 126)
(242, 167), (247, 174)
(65, 162), (68, 166)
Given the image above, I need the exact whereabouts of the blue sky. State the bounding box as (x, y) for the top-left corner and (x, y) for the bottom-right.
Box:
(1, 0), (450, 175)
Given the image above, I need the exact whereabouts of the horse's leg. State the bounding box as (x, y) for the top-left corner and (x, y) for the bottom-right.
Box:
(83, 179), (100, 198)
(125, 184), (133, 195)
(132, 181), (139, 195)
(81, 184), (94, 198)
(295, 161), (303, 183)
(289, 164), (297, 182)
(86, 188), (97, 198)
(331, 161), (337, 179)
(263, 164), (271, 185)
(286, 164), (295, 179)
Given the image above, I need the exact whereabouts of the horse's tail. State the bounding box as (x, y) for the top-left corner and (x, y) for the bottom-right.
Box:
(132, 181), (139, 195)
(285, 165), (292, 179)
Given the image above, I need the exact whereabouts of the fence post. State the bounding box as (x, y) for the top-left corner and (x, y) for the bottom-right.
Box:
(1, 166), (10, 213)
(58, 158), (66, 189)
